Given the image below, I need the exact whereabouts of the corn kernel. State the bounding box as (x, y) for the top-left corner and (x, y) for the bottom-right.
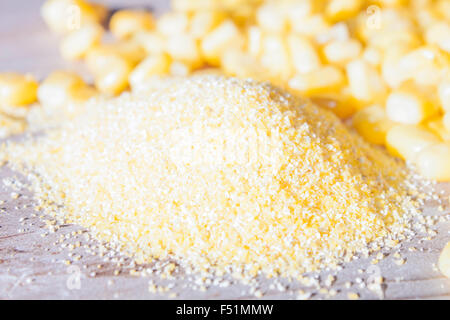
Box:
(201, 20), (244, 66)
(221, 49), (264, 80)
(129, 54), (171, 91)
(260, 35), (292, 81)
(85, 48), (133, 95)
(189, 11), (225, 39)
(133, 31), (166, 55)
(415, 143), (450, 181)
(386, 85), (437, 124)
(323, 39), (362, 65)
(438, 80), (450, 112)
(311, 90), (359, 119)
(256, 3), (288, 33)
(60, 23), (103, 60)
(157, 12), (189, 36)
(37, 71), (87, 109)
(110, 10), (155, 40)
(353, 105), (393, 145)
(438, 242), (450, 278)
(362, 46), (382, 67)
(315, 22), (350, 44)
(444, 113), (450, 131)
(385, 124), (441, 161)
(169, 61), (193, 77)
(290, 14), (329, 37)
(287, 35), (321, 74)
(166, 34), (202, 68)
(426, 22), (450, 53)
(0, 113), (27, 138)
(426, 116), (450, 141)
(288, 66), (345, 96)
(326, 0), (362, 22)
(41, 0), (106, 35)
(0, 73), (38, 107)
(247, 26), (263, 58)
(346, 59), (387, 104)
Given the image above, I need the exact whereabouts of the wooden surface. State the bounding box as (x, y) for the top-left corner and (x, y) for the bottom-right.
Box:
(0, 0), (450, 300)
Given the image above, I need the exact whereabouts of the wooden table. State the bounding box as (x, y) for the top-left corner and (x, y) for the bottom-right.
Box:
(0, 0), (449, 300)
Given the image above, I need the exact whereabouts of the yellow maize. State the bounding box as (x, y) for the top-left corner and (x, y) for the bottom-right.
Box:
(41, 0), (106, 35)
(353, 105), (393, 145)
(133, 31), (166, 55)
(346, 59), (387, 104)
(110, 10), (155, 40)
(323, 39), (362, 65)
(201, 20), (244, 66)
(60, 23), (103, 60)
(415, 143), (450, 181)
(385, 124), (441, 162)
(288, 66), (345, 96)
(439, 242), (450, 278)
(156, 12), (189, 36)
(0, 73), (38, 107)
(129, 54), (172, 91)
(166, 34), (202, 68)
(287, 35), (321, 74)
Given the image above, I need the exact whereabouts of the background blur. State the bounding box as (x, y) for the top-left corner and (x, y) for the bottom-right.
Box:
(0, 0), (168, 78)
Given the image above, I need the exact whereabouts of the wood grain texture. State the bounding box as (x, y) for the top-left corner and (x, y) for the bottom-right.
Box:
(0, 0), (449, 300)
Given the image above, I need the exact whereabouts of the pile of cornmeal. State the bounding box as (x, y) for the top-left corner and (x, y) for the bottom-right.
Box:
(1, 76), (425, 278)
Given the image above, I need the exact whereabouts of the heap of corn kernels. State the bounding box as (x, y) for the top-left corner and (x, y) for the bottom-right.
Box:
(1, 75), (428, 278)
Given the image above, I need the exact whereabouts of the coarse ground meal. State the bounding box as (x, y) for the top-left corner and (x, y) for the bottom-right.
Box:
(0, 75), (428, 279)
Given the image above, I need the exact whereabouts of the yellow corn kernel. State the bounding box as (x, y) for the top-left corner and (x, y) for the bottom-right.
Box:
(326, 0), (362, 22)
(221, 49), (264, 81)
(353, 105), (394, 145)
(287, 35), (321, 74)
(60, 23), (103, 60)
(201, 20), (244, 66)
(256, 2), (288, 33)
(438, 80), (450, 112)
(133, 31), (166, 55)
(85, 48), (133, 95)
(323, 39), (362, 65)
(129, 54), (171, 91)
(346, 59), (387, 104)
(260, 35), (292, 81)
(166, 34), (202, 68)
(0, 113), (27, 138)
(247, 26), (263, 58)
(385, 124), (441, 161)
(110, 10), (154, 40)
(439, 242), (450, 278)
(426, 22), (450, 54)
(362, 46), (382, 67)
(169, 61), (193, 77)
(426, 116), (450, 141)
(386, 85), (438, 124)
(394, 46), (449, 88)
(0, 73), (38, 107)
(290, 14), (330, 37)
(189, 11), (225, 40)
(435, 0), (450, 21)
(311, 91), (359, 119)
(288, 66), (345, 96)
(444, 113), (450, 131)
(415, 143), (450, 181)
(41, 0), (106, 35)
(315, 22), (350, 44)
(37, 71), (87, 108)
(90, 41), (146, 67)
(156, 12), (189, 37)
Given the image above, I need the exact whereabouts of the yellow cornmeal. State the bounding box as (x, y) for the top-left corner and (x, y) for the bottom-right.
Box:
(1, 76), (424, 278)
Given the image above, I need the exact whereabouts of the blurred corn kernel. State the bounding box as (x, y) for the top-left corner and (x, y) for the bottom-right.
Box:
(386, 124), (441, 162)
(60, 23), (103, 60)
(353, 105), (393, 145)
(0, 73), (38, 107)
(41, 0), (106, 34)
(110, 10), (155, 40)
(415, 143), (450, 181)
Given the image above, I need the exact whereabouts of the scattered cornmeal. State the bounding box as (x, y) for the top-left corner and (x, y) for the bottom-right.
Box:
(1, 75), (425, 279)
